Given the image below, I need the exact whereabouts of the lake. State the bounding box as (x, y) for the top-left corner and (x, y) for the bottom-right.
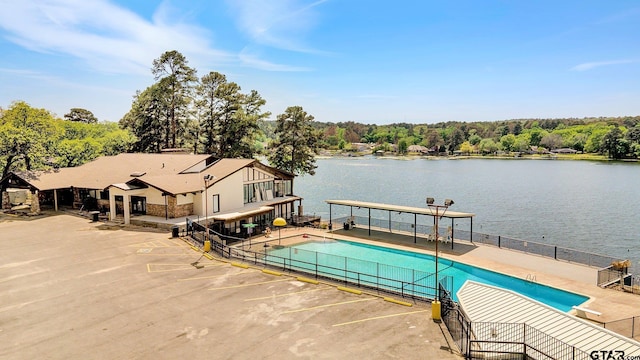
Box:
(293, 156), (640, 273)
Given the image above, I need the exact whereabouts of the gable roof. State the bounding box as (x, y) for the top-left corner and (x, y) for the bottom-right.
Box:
(10, 153), (212, 191)
(129, 158), (257, 195)
(5, 154), (294, 196)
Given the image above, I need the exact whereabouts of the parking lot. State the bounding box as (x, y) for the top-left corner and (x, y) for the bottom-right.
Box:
(0, 213), (461, 359)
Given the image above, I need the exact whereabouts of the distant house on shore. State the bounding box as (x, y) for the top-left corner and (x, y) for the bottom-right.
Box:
(407, 145), (429, 154)
(551, 148), (578, 154)
(0, 153), (300, 235)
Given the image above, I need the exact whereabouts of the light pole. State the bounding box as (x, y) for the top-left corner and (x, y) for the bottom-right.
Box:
(204, 174), (214, 243)
(426, 197), (454, 322)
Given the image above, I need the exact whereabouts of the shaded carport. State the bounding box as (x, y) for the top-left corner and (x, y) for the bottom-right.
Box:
(326, 199), (475, 249)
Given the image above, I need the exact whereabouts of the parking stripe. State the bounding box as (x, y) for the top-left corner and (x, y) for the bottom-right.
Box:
(178, 270), (253, 281)
(244, 287), (332, 302)
(208, 278), (290, 290)
(282, 298), (376, 314)
(332, 310), (429, 327)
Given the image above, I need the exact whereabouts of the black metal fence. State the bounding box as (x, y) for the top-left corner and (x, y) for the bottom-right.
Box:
(601, 316), (640, 340)
(343, 216), (621, 270)
(187, 221), (452, 301)
(440, 284), (472, 356)
(467, 322), (591, 360)
(439, 284), (592, 359)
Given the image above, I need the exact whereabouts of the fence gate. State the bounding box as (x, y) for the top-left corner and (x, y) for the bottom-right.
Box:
(439, 284), (471, 358)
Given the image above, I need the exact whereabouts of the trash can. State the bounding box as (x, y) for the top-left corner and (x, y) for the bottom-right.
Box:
(90, 211), (99, 222)
(171, 225), (179, 238)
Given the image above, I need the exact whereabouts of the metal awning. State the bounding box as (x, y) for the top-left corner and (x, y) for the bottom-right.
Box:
(325, 199), (475, 246)
(458, 281), (640, 357)
(326, 199), (475, 219)
(211, 206), (274, 222)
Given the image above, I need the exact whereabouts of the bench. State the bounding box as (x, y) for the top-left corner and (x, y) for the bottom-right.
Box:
(572, 306), (602, 319)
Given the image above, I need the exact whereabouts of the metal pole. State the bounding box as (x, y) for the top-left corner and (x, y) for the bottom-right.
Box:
(205, 181), (208, 243)
(434, 207), (439, 301)
(414, 213), (417, 243)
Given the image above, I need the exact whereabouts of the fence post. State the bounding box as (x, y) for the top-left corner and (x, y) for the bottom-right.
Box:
(344, 257), (348, 284)
(554, 246), (557, 260)
(498, 235), (501, 248)
(377, 263), (379, 289)
(523, 324), (527, 357)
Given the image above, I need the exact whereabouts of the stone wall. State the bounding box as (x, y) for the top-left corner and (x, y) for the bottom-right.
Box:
(30, 191), (40, 214)
(1, 192), (9, 210)
(127, 196), (194, 219)
(166, 196), (192, 218)
(146, 203), (166, 218)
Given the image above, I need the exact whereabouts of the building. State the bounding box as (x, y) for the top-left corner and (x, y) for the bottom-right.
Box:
(1, 153), (301, 236)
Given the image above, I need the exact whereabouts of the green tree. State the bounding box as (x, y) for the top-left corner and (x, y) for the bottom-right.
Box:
(513, 122), (522, 135)
(478, 139), (498, 154)
(196, 71), (227, 154)
(120, 83), (168, 152)
(448, 128), (465, 154)
(468, 134), (482, 146)
(601, 126), (626, 159)
(151, 50), (197, 149)
(584, 125), (610, 153)
(64, 108), (98, 123)
(56, 138), (102, 167)
(268, 106), (320, 176)
(500, 134), (516, 152)
(512, 136), (531, 153)
(398, 139), (408, 155)
(0, 101), (62, 182)
(625, 126), (640, 143)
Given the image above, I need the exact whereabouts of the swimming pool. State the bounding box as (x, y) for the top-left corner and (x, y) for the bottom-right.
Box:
(267, 239), (588, 312)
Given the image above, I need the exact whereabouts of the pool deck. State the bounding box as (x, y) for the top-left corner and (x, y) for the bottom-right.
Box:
(252, 225), (640, 329)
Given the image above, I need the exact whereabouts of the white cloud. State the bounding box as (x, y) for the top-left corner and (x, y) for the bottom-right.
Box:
(238, 47), (312, 72)
(0, 0), (233, 75)
(226, 0), (329, 54)
(570, 60), (634, 71)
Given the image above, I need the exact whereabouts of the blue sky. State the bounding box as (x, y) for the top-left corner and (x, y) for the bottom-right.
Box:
(1, 0), (639, 124)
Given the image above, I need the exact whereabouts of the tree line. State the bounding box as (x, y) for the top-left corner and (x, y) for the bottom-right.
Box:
(313, 117), (640, 159)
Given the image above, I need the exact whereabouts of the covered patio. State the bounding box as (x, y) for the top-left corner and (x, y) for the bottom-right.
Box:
(326, 199), (475, 250)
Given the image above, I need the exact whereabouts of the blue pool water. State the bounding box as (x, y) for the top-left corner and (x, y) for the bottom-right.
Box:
(268, 239), (588, 312)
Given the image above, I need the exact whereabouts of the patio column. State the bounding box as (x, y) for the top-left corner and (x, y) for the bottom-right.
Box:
(109, 193), (116, 221)
(123, 195), (130, 225)
(53, 189), (58, 211)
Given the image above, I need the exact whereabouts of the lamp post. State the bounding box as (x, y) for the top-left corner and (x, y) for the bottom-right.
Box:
(204, 174), (214, 243)
(426, 197), (454, 322)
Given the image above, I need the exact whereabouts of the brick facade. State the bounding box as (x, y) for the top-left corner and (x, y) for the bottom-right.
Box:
(145, 197), (193, 219)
